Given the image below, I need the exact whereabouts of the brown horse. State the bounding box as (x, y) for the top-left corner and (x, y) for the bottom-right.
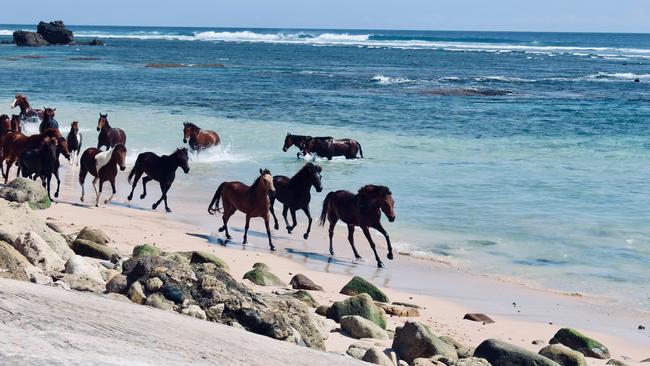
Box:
(319, 185), (395, 268)
(301, 137), (363, 160)
(79, 144), (127, 207)
(1, 128), (67, 183)
(182, 122), (220, 151)
(282, 133), (332, 158)
(97, 114), (127, 150)
(208, 169), (276, 250)
(10, 94), (43, 121)
(10, 115), (22, 133)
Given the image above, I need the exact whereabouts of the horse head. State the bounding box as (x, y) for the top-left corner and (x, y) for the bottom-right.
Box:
(182, 122), (196, 144)
(175, 147), (190, 174)
(303, 162), (323, 192)
(282, 133), (293, 151)
(358, 185), (396, 222)
(0, 114), (9, 132)
(259, 168), (275, 193)
(57, 137), (71, 160)
(113, 144), (127, 171)
(71, 121), (79, 133)
(10, 94), (26, 110)
(43, 107), (56, 122)
(10, 115), (21, 133)
(97, 113), (108, 131)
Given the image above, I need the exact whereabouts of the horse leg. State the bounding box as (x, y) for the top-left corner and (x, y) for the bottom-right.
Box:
(243, 215), (250, 244)
(302, 206), (312, 240)
(347, 224), (362, 260)
(361, 226), (384, 268)
(53, 169), (61, 199)
(79, 169), (87, 202)
(95, 179), (104, 207)
(140, 176), (152, 199)
(46, 174), (52, 202)
(289, 208), (298, 233)
(219, 207), (234, 240)
(161, 181), (172, 213)
(372, 223), (394, 260)
(282, 205), (291, 233)
(264, 214), (275, 251)
(269, 196), (279, 230)
(127, 168), (143, 202)
(328, 217), (338, 256)
(104, 178), (116, 204)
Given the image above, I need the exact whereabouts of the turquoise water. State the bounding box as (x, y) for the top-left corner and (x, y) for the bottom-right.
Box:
(1, 25), (650, 307)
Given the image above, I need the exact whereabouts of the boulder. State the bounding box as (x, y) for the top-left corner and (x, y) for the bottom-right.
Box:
(132, 244), (161, 257)
(412, 358), (446, 366)
(362, 347), (393, 366)
(0, 240), (40, 281)
(145, 277), (163, 292)
(539, 344), (586, 366)
(474, 338), (560, 366)
(76, 226), (112, 245)
(347, 342), (373, 360)
(464, 313), (495, 324)
(315, 305), (329, 316)
(261, 294), (327, 350)
(340, 276), (389, 302)
(182, 304), (207, 320)
(37, 20), (73, 44)
(375, 302), (420, 317)
(312, 315), (337, 340)
(105, 274), (128, 294)
(72, 239), (118, 260)
(440, 335), (474, 359)
(51, 273), (104, 292)
(13, 31), (49, 46)
(190, 251), (228, 271)
(549, 328), (610, 359)
(326, 293), (387, 329)
(291, 289), (318, 307)
(0, 178), (51, 209)
(13, 231), (65, 272)
(161, 284), (185, 304)
(290, 274), (323, 291)
(340, 315), (389, 340)
(128, 282), (146, 304)
(144, 293), (175, 311)
(64, 255), (105, 284)
(243, 263), (285, 286)
(392, 321), (457, 364)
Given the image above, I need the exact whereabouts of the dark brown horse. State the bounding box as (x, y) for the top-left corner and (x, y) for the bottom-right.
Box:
(127, 148), (190, 212)
(183, 122), (220, 151)
(319, 185), (395, 268)
(208, 169), (276, 250)
(282, 133), (332, 158)
(301, 137), (363, 160)
(97, 114), (127, 150)
(66, 121), (82, 166)
(79, 144), (127, 207)
(18, 140), (64, 200)
(0, 115), (21, 161)
(270, 163), (323, 239)
(10, 94), (43, 121)
(39, 107), (59, 133)
(1, 128), (67, 183)
(10, 115), (22, 133)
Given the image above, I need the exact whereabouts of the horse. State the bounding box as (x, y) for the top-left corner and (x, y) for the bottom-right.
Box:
(301, 137), (363, 160)
(79, 144), (127, 207)
(208, 169), (276, 250)
(39, 107), (59, 133)
(269, 163), (323, 239)
(10, 94), (43, 121)
(319, 185), (396, 268)
(182, 122), (220, 151)
(10, 115), (22, 133)
(18, 140), (61, 200)
(97, 114), (127, 150)
(127, 148), (190, 212)
(1, 128), (67, 183)
(0, 115), (19, 160)
(282, 133), (332, 158)
(66, 121), (83, 166)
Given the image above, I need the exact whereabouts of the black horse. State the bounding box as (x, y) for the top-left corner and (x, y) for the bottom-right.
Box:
(270, 163), (323, 239)
(127, 148), (190, 212)
(283, 133), (333, 158)
(39, 108), (59, 134)
(66, 121), (82, 166)
(18, 141), (62, 200)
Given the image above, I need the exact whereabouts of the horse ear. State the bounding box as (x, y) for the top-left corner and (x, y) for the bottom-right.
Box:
(286, 132), (290, 136)
(259, 168), (263, 175)
(52, 108), (56, 112)
(315, 165), (322, 173)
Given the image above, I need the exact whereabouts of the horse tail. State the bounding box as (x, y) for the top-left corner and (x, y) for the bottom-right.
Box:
(127, 155), (141, 184)
(319, 192), (333, 226)
(208, 182), (226, 215)
(357, 141), (363, 158)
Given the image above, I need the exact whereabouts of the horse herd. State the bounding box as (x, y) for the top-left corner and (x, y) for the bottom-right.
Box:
(0, 94), (396, 267)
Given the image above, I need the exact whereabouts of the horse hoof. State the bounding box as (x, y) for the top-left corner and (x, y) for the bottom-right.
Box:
(274, 224), (279, 230)
(226, 235), (232, 240)
(104, 200), (109, 204)
(127, 195), (133, 201)
(329, 250), (335, 256)
(377, 262), (384, 268)
(54, 192), (59, 198)
(303, 233), (309, 240)
(270, 245), (276, 252)
(387, 252), (394, 260)
(218, 227), (225, 232)
(165, 208), (172, 213)
(152, 204), (158, 210)
(140, 194), (146, 199)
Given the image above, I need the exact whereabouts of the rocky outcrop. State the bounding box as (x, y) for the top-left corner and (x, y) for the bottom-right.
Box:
(290, 274), (323, 291)
(76, 226), (112, 245)
(37, 20), (73, 44)
(243, 262), (285, 286)
(326, 293), (387, 329)
(72, 239), (119, 260)
(13, 31), (49, 47)
(549, 328), (610, 359)
(12, 231), (66, 272)
(392, 321), (458, 364)
(0, 178), (51, 209)
(539, 344), (587, 366)
(0, 241), (40, 281)
(340, 276), (389, 302)
(474, 338), (560, 366)
(190, 251), (228, 271)
(440, 335), (474, 359)
(340, 315), (389, 340)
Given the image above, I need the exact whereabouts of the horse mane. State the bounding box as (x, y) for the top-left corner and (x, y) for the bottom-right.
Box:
(292, 163), (321, 181)
(250, 169), (272, 193)
(357, 185), (391, 207)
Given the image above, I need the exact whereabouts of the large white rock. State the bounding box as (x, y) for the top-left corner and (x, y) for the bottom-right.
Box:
(12, 231), (65, 272)
(65, 255), (105, 284)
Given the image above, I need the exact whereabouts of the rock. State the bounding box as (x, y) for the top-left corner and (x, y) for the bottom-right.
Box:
(51, 273), (104, 292)
(456, 358), (492, 366)
(440, 335), (474, 359)
(291, 289), (318, 307)
(76, 226), (111, 244)
(45, 222), (64, 233)
(539, 344), (586, 366)
(160, 284), (185, 304)
(392, 301), (421, 308)
(0, 240), (39, 281)
(105, 274), (128, 294)
(64, 255), (105, 283)
(315, 305), (329, 316)
(29, 270), (53, 285)
(549, 328), (610, 359)
(605, 360), (628, 366)
(392, 321), (458, 364)
(189, 251), (229, 271)
(128, 282), (146, 304)
(312, 316), (337, 340)
(290, 274), (323, 291)
(362, 347), (393, 366)
(474, 338), (560, 366)
(347, 342), (373, 360)
(0, 178), (51, 209)
(72, 239), (118, 260)
(53, 280), (70, 290)
(145, 277), (163, 292)
(340, 276), (389, 302)
(375, 302), (420, 317)
(133, 244), (161, 257)
(121, 255), (173, 285)
(243, 263), (285, 286)
(37, 20), (73, 44)
(533, 340), (547, 346)
(144, 293), (175, 311)
(412, 358), (446, 366)
(13, 231), (65, 272)
(206, 304), (225, 321)
(13, 31), (49, 46)
(340, 315), (389, 340)
(182, 304), (207, 320)
(326, 293), (387, 329)
(464, 313), (495, 324)
(261, 294), (327, 350)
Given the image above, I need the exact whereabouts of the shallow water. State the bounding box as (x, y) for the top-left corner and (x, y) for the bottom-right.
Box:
(1, 25), (650, 309)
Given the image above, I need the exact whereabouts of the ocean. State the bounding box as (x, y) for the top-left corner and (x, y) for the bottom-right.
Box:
(1, 25), (649, 309)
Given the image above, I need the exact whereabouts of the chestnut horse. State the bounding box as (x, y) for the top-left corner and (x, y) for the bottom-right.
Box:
(0, 115), (19, 160)
(282, 133), (332, 158)
(1, 128), (68, 183)
(79, 144), (127, 207)
(319, 185), (395, 268)
(97, 114), (127, 150)
(301, 137), (363, 160)
(182, 122), (220, 151)
(10, 94), (43, 121)
(127, 148), (190, 212)
(208, 169), (276, 250)
(270, 162), (323, 239)
(66, 121), (83, 166)
(39, 107), (59, 133)
(10, 115), (22, 133)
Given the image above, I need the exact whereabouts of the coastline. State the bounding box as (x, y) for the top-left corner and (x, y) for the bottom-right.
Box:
(32, 164), (650, 361)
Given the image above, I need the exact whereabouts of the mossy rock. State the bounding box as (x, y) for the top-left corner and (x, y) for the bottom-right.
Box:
(326, 293), (387, 329)
(291, 290), (318, 307)
(132, 244), (161, 257)
(550, 328), (610, 359)
(315, 305), (329, 316)
(252, 262), (269, 271)
(243, 266), (285, 286)
(72, 239), (118, 260)
(76, 226), (112, 245)
(0, 177), (51, 210)
(340, 276), (389, 303)
(190, 251), (229, 271)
